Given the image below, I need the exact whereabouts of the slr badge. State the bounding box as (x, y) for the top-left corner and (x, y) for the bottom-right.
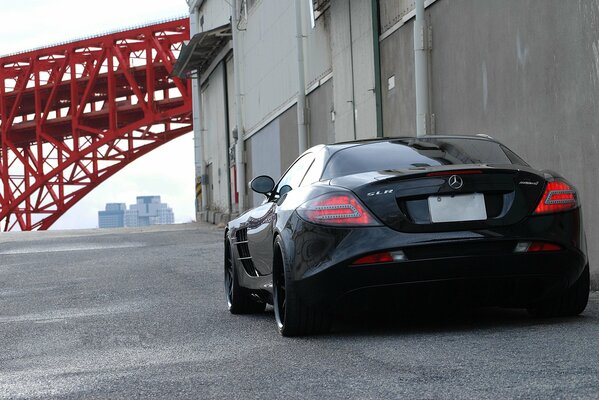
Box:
(448, 175), (463, 190)
(367, 189), (394, 196)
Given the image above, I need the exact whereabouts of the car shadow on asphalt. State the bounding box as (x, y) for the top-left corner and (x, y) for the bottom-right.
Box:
(328, 305), (595, 337)
(228, 294), (597, 337)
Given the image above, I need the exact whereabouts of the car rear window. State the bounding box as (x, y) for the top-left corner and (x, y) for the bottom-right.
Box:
(322, 138), (527, 179)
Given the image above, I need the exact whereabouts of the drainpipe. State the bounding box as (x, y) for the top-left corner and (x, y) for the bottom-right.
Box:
(348, 0), (357, 141)
(222, 61), (233, 215)
(190, 10), (207, 213)
(231, 0), (247, 212)
(295, 0), (309, 153)
(371, 0), (383, 137)
(414, 0), (429, 137)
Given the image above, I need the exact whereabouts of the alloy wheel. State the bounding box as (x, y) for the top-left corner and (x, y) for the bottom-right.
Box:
(224, 242), (234, 308)
(273, 254), (286, 330)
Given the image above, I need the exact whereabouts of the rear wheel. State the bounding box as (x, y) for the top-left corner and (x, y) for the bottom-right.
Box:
(273, 237), (330, 336)
(224, 239), (266, 314)
(528, 263), (590, 317)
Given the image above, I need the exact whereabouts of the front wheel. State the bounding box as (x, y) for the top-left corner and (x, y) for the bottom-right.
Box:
(273, 237), (330, 336)
(528, 263), (590, 317)
(224, 239), (266, 314)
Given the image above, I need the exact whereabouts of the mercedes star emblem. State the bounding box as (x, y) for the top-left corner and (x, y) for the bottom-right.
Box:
(448, 175), (463, 189)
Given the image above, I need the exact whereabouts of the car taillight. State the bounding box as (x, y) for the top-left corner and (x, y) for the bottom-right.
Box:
(297, 192), (380, 226)
(534, 181), (577, 214)
(514, 241), (562, 253)
(352, 250), (406, 265)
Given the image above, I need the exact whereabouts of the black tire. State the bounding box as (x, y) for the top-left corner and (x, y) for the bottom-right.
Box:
(224, 239), (266, 314)
(273, 236), (330, 336)
(528, 263), (590, 317)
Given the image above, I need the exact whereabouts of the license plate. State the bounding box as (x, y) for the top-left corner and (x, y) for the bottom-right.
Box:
(428, 193), (487, 223)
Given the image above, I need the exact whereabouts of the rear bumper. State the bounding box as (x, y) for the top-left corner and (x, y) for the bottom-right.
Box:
(283, 210), (587, 309)
(294, 250), (586, 309)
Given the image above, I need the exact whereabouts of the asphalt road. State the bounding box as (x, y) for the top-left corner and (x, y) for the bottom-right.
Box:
(0, 223), (598, 399)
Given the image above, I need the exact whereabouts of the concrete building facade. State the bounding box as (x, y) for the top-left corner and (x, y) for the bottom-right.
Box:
(181, 0), (598, 287)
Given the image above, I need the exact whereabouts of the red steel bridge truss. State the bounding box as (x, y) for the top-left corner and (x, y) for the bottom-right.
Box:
(0, 18), (192, 231)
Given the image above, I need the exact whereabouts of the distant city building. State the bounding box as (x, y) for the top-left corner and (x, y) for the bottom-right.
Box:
(98, 196), (174, 228)
(98, 203), (126, 228)
(134, 196), (175, 226)
(124, 206), (139, 228)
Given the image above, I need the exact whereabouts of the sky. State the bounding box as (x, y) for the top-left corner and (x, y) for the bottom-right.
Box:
(0, 0), (197, 229)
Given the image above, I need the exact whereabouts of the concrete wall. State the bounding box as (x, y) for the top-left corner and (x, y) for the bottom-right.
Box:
(279, 103), (300, 171)
(196, 0), (230, 32)
(329, 0), (378, 141)
(380, 0), (416, 32)
(308, 78), (335, 146)
(380, 0), (599, 286)
(245, 103), (298, 208)
(248, 118), (282, 207)
(380, 22), (416, 136)
(240, 0), (332, 135)
(304, 5), (333, 93)
(200, 62), (231, 213)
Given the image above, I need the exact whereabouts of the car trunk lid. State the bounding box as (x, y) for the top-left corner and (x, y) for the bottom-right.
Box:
(330, 165), (546, 232)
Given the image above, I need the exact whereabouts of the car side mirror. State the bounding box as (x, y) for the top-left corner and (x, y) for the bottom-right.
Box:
(279, 185), (292, 196)
(249, 175), (275, 195)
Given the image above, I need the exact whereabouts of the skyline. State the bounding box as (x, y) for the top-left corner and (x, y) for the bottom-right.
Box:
(98, 195), (175, 228)
(0, 0), (195, 230)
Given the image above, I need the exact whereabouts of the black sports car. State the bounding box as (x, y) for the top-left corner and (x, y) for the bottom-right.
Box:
(224, 135), (589, 336)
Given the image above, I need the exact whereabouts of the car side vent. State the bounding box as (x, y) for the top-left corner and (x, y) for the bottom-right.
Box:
(235, 228), (258, 276)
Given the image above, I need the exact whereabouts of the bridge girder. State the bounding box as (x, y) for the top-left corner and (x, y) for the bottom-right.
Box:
(0, 18), (192, 231)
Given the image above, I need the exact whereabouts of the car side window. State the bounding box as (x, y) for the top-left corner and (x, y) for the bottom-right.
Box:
(275, 153), (315, 194)
(300, 149), (325, 187)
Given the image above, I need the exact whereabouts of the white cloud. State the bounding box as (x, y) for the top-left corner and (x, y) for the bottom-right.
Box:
(1, 0), (189, 55)
(0, 0), (197, 230)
